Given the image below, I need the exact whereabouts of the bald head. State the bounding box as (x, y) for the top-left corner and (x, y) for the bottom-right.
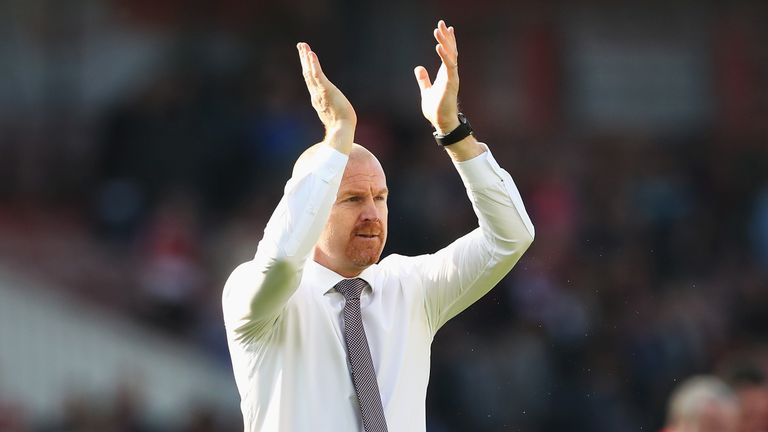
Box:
(348, 144), (381, 168)
(293, 143), (382, 178)
(667, 376), (739, 432)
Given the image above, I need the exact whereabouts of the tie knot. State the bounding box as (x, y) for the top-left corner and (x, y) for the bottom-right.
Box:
(335, 278), (368, 300)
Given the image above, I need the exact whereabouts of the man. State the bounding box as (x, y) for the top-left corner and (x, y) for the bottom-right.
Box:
(662, 375), (739, 432)
(223, 20), (535, 431)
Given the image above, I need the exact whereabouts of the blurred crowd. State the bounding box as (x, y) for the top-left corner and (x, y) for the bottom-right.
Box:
(0, 386), (235, 432)
(0, 0), (767, 431)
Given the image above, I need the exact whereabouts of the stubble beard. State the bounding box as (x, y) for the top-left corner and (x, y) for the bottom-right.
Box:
(346, 238), (384, 268)
(346, 219), (386, 269)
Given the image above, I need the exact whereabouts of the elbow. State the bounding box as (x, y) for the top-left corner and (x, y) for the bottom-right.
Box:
(526, 223), (535, 244)
(487, 210), (535, 256)
(493, 224), (534, 260)
(517, 218), (535, 252)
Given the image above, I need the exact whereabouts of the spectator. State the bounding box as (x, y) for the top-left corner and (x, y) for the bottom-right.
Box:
(663, 375), (739, 432)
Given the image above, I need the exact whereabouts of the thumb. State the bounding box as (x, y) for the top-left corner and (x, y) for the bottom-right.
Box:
(413, 66), (432, 92)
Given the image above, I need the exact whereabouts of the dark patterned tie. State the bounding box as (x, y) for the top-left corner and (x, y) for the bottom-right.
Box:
(335, 278), (389, 432)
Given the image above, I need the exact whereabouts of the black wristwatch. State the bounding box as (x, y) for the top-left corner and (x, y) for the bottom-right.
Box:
(433, 113), (473, 146)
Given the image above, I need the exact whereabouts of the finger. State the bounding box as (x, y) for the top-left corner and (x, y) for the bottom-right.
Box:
(440, 26), (458, 53)
(309, 51), (338, 94)
(297, 42), (308, 73)
(439, 22), (455, 44)
(436, 44), (457, 70)
(297, 43), (314, 82)
(413, 66), (432, 92)
(438, 21), (455, 43)
(301, 44), (324, 91)
(433, 28), (457, 61)
(433, 27), (452, 48)
(308, 51), (325, 80)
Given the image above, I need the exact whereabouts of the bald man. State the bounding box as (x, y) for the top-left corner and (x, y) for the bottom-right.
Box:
(663, 376), (739, 432)
(223, 20), (535, 432)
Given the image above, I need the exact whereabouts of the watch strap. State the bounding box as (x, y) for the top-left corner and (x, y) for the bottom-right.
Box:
(433, 113), (473, 146)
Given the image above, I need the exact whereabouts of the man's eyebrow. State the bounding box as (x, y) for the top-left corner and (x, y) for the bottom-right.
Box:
(339, 188), (389, 197)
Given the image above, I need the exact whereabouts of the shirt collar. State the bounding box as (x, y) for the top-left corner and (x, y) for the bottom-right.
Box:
(305, 259), (379, 297)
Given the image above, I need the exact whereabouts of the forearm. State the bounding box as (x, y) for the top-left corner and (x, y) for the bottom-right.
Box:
(454, 144), (535, 245)
(442, 134), (485, 162)
(324, 121), (356, 155)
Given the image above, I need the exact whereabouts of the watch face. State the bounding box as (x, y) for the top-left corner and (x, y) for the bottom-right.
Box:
(457, 112), (471, 130)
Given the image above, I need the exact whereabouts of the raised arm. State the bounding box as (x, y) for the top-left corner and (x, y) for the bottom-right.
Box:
(222, 43), (356, 341)
(406, 20), (535, 333)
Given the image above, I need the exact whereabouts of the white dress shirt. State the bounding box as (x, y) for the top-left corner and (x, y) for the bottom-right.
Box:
(223, 143), (534, 432)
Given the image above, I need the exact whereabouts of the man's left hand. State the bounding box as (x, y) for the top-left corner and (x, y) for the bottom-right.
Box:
(414, 20), (461, 135)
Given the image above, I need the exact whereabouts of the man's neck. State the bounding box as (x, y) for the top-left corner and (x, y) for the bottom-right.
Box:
(312, 253), (365, 279)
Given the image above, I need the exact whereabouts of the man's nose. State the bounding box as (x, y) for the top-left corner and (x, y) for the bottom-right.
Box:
(360, 197), (380, 221)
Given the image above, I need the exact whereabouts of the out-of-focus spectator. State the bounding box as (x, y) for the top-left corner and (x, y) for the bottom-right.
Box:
(663, 375), (739, 432)
(137, 194), (205, 335)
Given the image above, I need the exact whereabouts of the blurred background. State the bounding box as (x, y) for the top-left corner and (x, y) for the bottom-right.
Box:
(0, 0), (766, 431)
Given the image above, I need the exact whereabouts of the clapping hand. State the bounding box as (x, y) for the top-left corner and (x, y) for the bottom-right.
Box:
(297, 42), (356, 129)
(297, 42), (356, 152)
(414, 20), (460, 135)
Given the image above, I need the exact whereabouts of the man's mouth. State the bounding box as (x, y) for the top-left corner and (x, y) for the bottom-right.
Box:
(355, 234), (379, 239)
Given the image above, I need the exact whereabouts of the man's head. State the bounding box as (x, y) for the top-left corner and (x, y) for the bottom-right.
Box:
(666, 375), (739, 432)
(299, 144), (388, 277)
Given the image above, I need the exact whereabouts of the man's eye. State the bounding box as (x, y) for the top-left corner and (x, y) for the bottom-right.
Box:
(346, 196), (360, 202)
(375, 195), (387, 201)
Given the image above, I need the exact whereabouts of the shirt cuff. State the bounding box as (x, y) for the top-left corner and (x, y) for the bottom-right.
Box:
(452, 143), (505, 191)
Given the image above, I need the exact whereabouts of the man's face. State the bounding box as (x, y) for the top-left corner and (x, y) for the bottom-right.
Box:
(314, 151), (388, 277)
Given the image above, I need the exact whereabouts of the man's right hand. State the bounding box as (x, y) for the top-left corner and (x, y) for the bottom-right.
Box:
(297, 42), (356, 154)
